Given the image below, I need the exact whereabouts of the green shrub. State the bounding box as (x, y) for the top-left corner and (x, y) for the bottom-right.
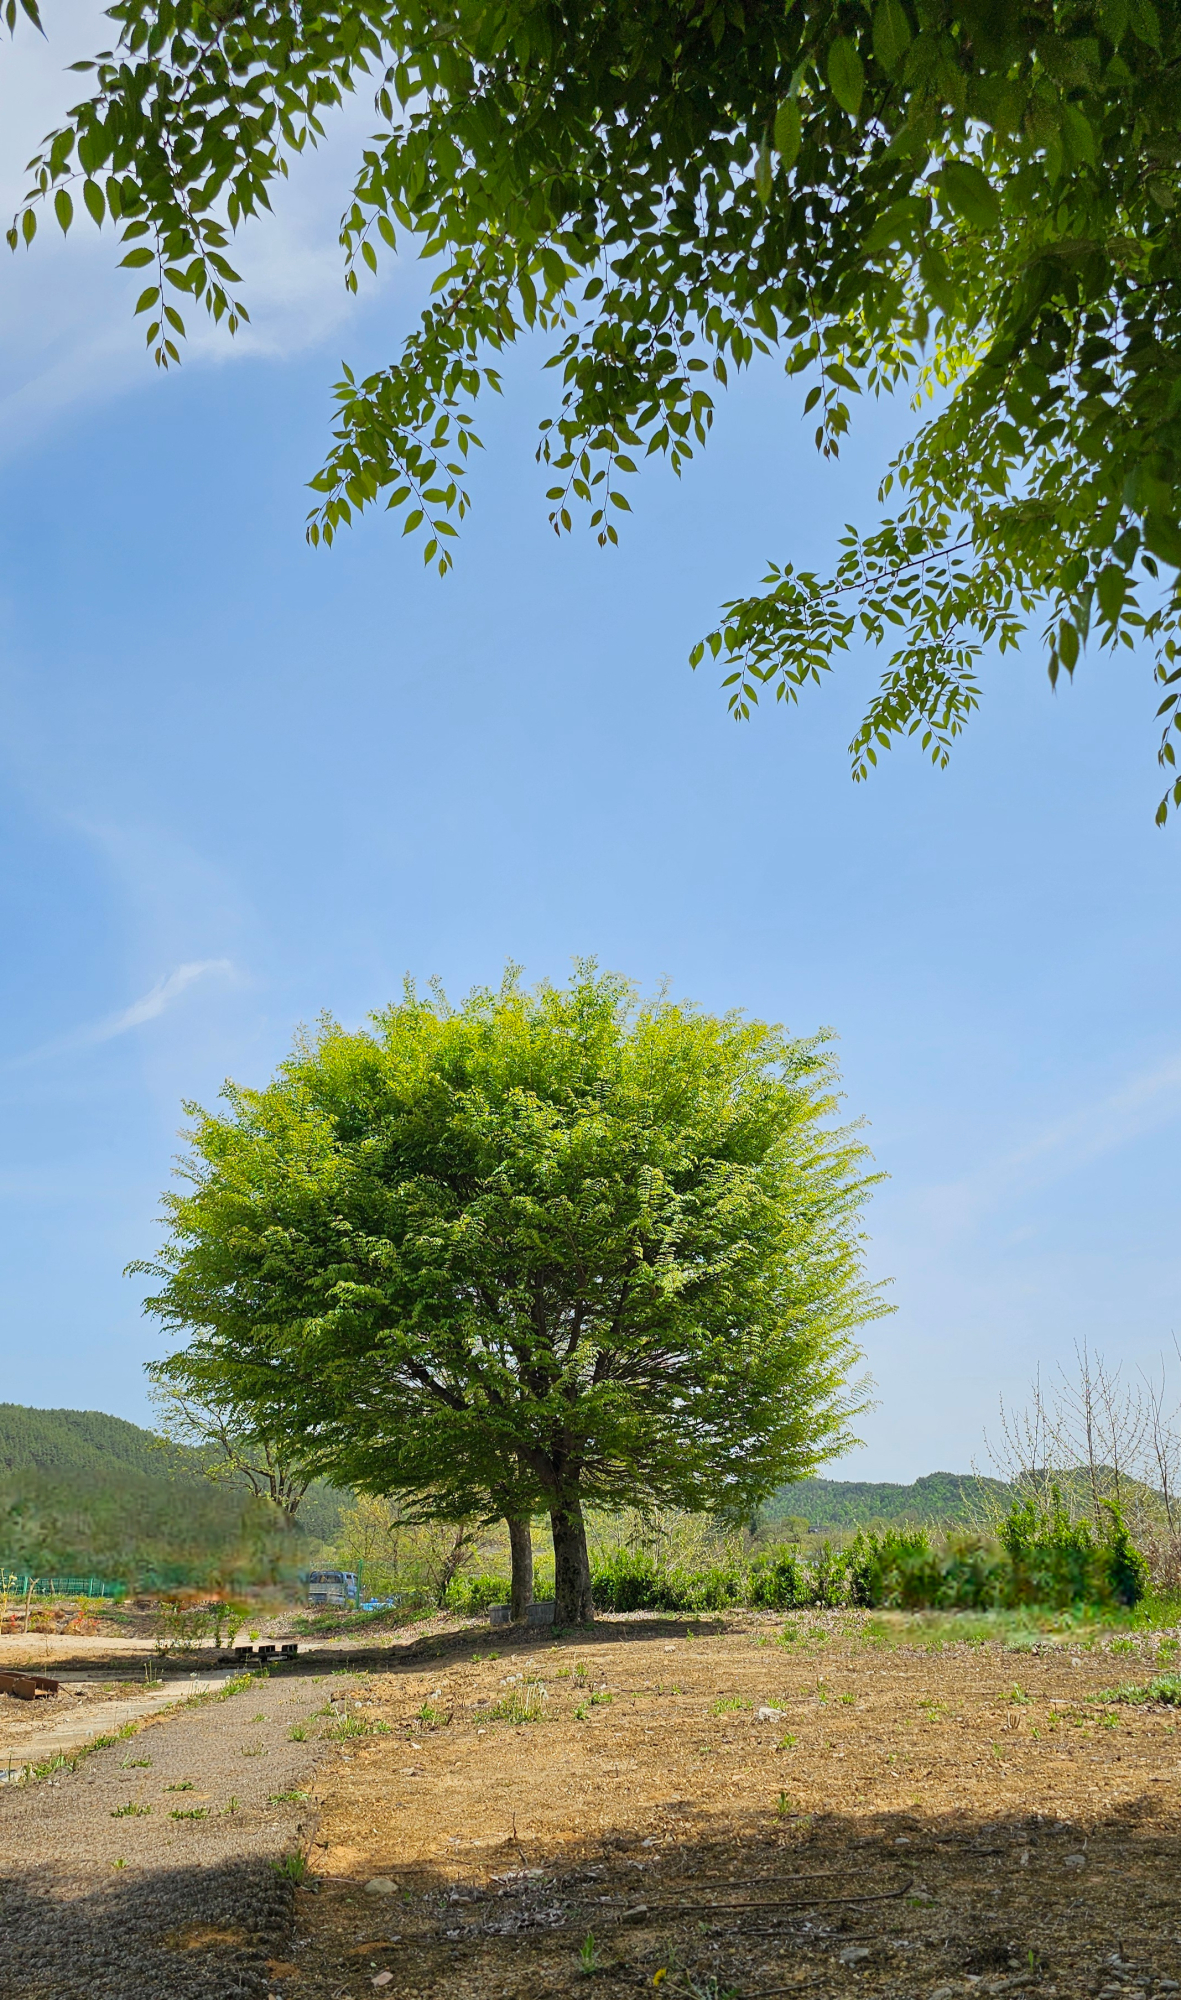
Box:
(748, 1547), (809, 1609)
(935, 1541), (1010, 1609)
(447, 1573), (510, 1613)
(1099, 1504), (1149, 1608)
(590, 1549), (745, 1613)
(847, 1529), (933, 1608)
(809, 1541), (854, 1607)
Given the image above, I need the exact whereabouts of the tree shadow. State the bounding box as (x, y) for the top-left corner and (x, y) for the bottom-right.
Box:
(296, 1792), (1181, 1998)
(0, 1854), (293, 1999)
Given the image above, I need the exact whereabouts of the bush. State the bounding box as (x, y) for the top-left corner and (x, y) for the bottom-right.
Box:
(748, 1547), (810, 1609)
(847, 1529), (933, 1608)
(446, 1573), (510, 1613)
(582, 1502), (1152, 1621)
(590, 1549), (745, 1613)
(1100, 1503), (1149, 1608)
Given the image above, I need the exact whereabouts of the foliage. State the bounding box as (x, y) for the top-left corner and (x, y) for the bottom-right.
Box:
(575, 1502), (1150, 1614)
(590, 1547), (747, 1613)
(999, 1493), (1148, 1607)
(447, 1571), (511, 1611)
(138, 964), (884, 1621)
(844, 1526), (1010, 1608)
(10, 0), (1181, 809)
(332, 1493), (482, 1604)
(747, 1546), (811, 1610)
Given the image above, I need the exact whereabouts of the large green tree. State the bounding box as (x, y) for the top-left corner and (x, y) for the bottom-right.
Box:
(140, 966), (883, 1623)
(9, 0), (1181, 812)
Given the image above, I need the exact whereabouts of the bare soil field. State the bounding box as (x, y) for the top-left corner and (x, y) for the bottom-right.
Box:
(283, 1610), (1181, 2000)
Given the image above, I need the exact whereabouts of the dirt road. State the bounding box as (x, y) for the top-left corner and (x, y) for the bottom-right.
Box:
(0, 1663), (356, 1999)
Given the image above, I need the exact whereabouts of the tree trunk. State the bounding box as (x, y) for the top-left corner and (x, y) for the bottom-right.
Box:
(508, 1517), (534, 1622)
(551, 1499), (594, 1625)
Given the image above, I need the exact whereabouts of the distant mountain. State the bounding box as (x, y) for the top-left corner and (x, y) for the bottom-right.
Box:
(766, 1470), (1011, 1530)
(0, 1404), (346, 1589)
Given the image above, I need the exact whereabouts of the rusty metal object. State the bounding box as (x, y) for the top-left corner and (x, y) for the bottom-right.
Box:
(0, 1670), (61, 1700)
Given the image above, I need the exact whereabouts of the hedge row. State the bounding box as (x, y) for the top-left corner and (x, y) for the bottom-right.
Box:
(590, 1503), (1147, 1614)
(447, 1501), (1148, 1620)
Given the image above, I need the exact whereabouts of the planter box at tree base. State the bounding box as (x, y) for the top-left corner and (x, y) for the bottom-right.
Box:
(488, 1601), (555, 1628)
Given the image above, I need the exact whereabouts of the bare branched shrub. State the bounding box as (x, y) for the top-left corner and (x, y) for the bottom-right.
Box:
(981, 1339), (1181, 1582)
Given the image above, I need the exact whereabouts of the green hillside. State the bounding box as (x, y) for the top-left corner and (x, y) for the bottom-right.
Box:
(0, 1404), (345, 1590)
(767, 1470), (1011, 1530)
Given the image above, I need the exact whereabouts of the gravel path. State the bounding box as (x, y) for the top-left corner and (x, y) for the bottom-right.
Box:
(0, 1672), (241, 1773)
(0, 1666), (355, 1999)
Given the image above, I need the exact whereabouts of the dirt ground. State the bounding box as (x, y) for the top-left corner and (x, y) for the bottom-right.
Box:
(281, 1610), (1181, 2000)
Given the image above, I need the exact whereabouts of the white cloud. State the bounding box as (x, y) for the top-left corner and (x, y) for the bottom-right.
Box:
(911, 1047), (1181, 1238)
(6, 957), (235, 1068)
(0, 0), (398, 457)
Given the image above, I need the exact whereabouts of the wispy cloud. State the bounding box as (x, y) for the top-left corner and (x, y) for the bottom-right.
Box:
(6, 959), (235, 1069)
(0, 7), (398, 462)
(914, 1048), (1181, 1237)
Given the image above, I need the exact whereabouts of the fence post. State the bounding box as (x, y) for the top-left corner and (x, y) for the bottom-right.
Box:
(23, 1576), (34, 1634)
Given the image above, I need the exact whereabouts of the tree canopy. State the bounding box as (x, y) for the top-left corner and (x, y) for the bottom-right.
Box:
(140, 966), (884, 1622)
(9, 0), (1181, 809)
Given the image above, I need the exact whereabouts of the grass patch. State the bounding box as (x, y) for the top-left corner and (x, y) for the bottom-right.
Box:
(170, 1806), (209, 1820)
(488, 1685), (548, 1724)
(1094, 1675), (1181, 1706)
(110, 1801), (151, 1817)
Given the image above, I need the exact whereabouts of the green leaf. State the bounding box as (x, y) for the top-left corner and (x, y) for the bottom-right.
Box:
(1097, 0), (1128, 40)
(773, 99), (801, 166)
(827, 37), (865, 118)
(54, 188), (73, 235)
(1127, 0), (1161, 44)
(754, 138), (773, 204)
(119, 246), (154, 268)
(937, 160), (1001, 232)
(872, 0), (912, 75)
(1143, 513), (1181, 569)
(82, 179), (105, 226)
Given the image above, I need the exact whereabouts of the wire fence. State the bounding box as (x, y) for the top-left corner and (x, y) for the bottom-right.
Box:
(0, 1571), (122, 1599)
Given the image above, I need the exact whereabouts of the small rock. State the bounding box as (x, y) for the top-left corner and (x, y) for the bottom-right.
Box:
(371, 1975), (393, 1990)
(1159, 1984), (1180, 1994)
(364, 1878), (397, 1896)
(757, 1706), (785, 1722)
(839, 1946), (871, 1965)
(931, 1988), (955, 1999)
(1063, 1852), (1086, 1868)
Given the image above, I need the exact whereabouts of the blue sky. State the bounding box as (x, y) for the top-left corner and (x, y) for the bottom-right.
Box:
(1, 6), (1179, 1481)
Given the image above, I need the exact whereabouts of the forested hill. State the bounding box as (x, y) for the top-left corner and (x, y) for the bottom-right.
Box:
(0, 1404), (344, 1588)
(769, 1471), (1010, 1529)
(0, 1404), (197, 1482)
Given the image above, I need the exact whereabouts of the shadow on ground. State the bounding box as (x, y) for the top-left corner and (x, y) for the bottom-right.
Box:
(0, 1856), (294, 1999)
(293, 1797), (1181, 2000)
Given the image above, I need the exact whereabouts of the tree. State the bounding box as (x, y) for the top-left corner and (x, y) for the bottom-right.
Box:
(147, 1374), (316, 1526)
(139, 964), (884, 1623)
(8, 1), (1181, 812)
